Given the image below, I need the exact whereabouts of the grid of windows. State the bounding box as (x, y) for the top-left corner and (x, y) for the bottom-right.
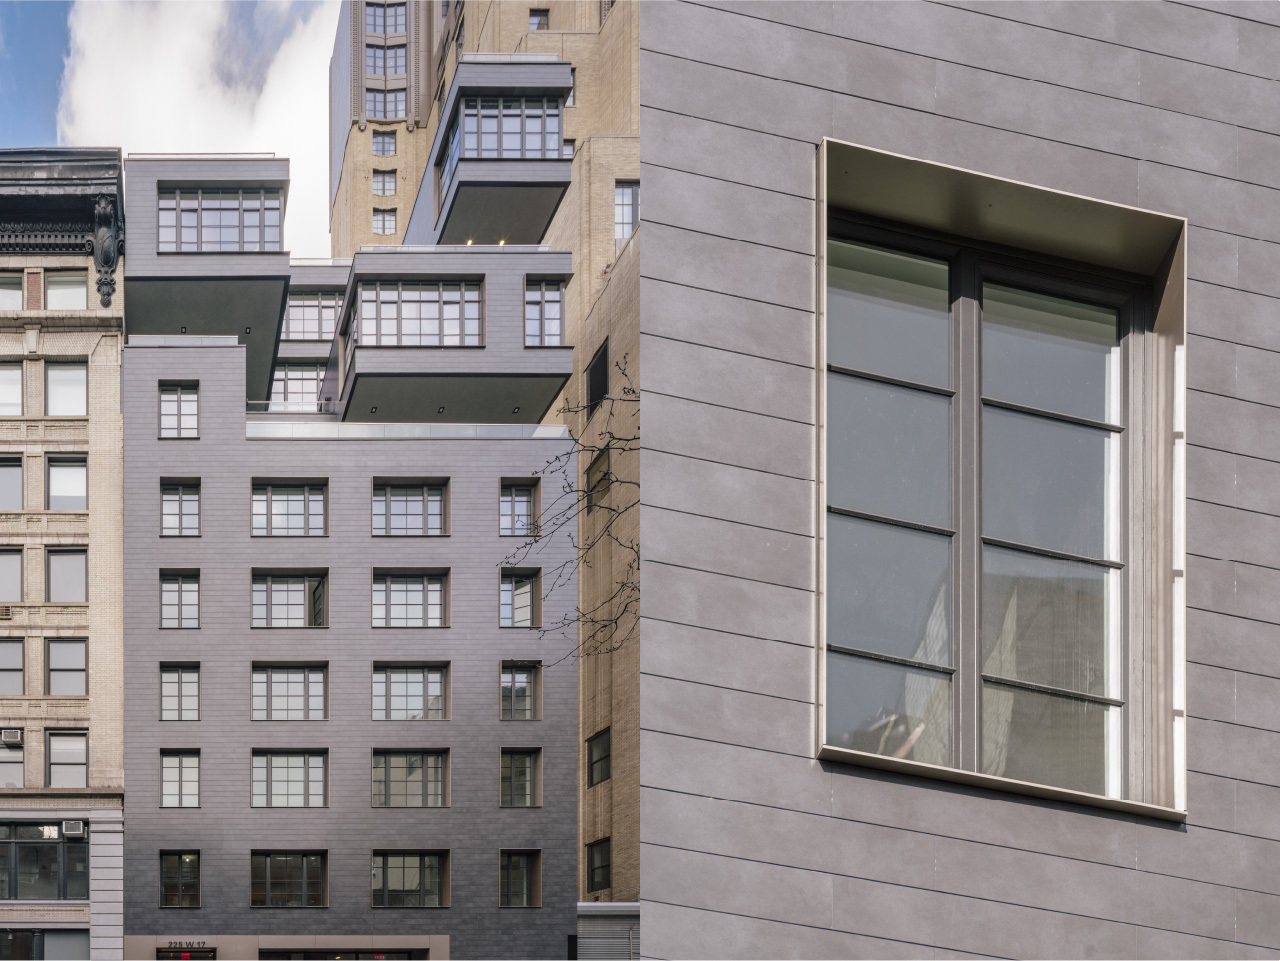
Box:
(501, 664), (536, 720)
(284, 292), (343, 340)
(252, 666), (327, 720)
(500, 750), (537, 807)
(160, 575), (199, 629)
(251, 852), (325, 907)
(159, 384), (198, 438)
(500, 486), (534, 536)
(587, 838), (611, 892)
(372, 666), (446, 720)
(356, 282), (482, 346)
(160, 852), (199, 908)
(0, 824), (88, 900)
(372, 485), (445, 536)
(269, 366), (325, 408)
(161, 752), (199, 808)
(252, 485), (327, 536)
(372, 751), (446, 807)
(251, 575), (327, 627)
(524, 282), (563, 346)
(500, 573), (536, 628)
(0, 640), (21, 696)
(365, 2), (405, 33)
(372, 852), (442, 907)
(372, 575), (445, 628)
(47, 640), (85, 696)
(366, 90), (406, 120)
(372, 207), (398, 234)
(48, 732), (87, 788)
(373, 131), (396, 156)
(158, 188), (282, 252)
(365, 44), (405, 75)
(161, 484), (199, 536)
(47, 365), (87, 417)
(587, 728), (611, 787)
(499, 851), (535, 907)
(439, 97), (563, 198)
(0, 367), (19, 416)
(161, 666), (199, 721)
(373, 169), (397, 196)
(251, 753), (326, 807)
(614, 181), (639, 240)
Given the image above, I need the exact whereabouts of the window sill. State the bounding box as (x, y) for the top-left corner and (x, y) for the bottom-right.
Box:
(816, 744), (1187, 822)
(157, 436), (200, 441)
(372, 904), (449, 909)
(250, 534), (329, 538)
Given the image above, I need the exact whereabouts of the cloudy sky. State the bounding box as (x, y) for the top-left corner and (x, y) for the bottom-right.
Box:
(0, 0), (340, 257)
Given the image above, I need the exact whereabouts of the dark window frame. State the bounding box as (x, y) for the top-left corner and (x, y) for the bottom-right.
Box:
(371, 851), (446, 908)
(159, 851), (200, 908)
(252, 664), (328, 721)
(372, 663), (448, 721)
(250, 851), (327, 907)
(0, 823), (89, 900)
(45, 637), (86, 697)
(587, 837), (611, 892)
(587, 728), (611, 787)
(251, 483), (328, 537)
(160, 482), (200, 537)
(251, 573), (328, 628)
(158, 382), (199, 439)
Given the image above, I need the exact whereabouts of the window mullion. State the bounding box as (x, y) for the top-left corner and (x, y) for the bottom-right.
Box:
(955, 249), (981, 773)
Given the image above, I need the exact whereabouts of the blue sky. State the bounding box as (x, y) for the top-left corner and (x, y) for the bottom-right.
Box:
(0, 1), (72, 147)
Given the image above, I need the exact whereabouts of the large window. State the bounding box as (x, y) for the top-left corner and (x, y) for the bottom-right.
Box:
(47, 732), (87, 788)
(160, 752), (200, 808)
(499, 485), (534, 536)
(500, 750), (538, 807)
(587, 728), (610, 786)
(366, 90), (406, 120)
(500, 572), (537, 628)
(252, 574), (327, 627)
(158, 188), (282, 252)
(524, 282), (563, 346)
(365, 2), (405, 33)
(501, 663), (537, 720)
(252, 484), (327, 536)
(270, 366), (325, 408)
(499, 851), (538, 907)
(251, 852), (325, 907)
(160, 574), (199, 629)
(46, 639), (86, 696)
(160, 852), (199, 908)
(0, 366), (20, 416)
(372, 852), (443, 907)
(372, 751), (446, 807)
(251, 752), (326, 807)
(372, 574), (445, 628)
(372, 665), (446, 720)
(373, 131), (396, 157)
(161, 665), (199, 721)
(46, 365), (86, 417)
(47, 550), (86, 603)
(439, 97), (563, 198)
(356, 282), (482, 347)
(47, 458), (86, 511)
(284, 291), (343, 340)
(372, 484), (445, 536)
(822, 225), (1147, 803)
(252, 665), (327, 720)
(159, 384), (198, 438)
(529, 8), (549, 29)
(45, 272), (87, 310)
(0, 823), (88, 900)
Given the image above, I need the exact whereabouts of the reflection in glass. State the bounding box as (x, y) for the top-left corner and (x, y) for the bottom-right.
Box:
(826, 650), (950, 765)
(827, 240), (950, 388)
(983, 284), (1118, 423)
(982, 680), (1118, 797)
(48, 462), (87, 511)
(983, 407), (1114, 560)
(16, 844), (58, 898)
(827, 513), (951, 666)
(981, 546), (1115, 699)
(827, 375), (951, 529)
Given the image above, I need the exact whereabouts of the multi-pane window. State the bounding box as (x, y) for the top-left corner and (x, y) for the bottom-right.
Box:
(500, 573), (536, 628)
(0, 823), (88, 899)
(160, 666), (199, 721)
(160, 852), (200, 908)
(284, 292), (342, 340)
(0, 551), (21, 603)
(372, 852), (442, 907)
(500, 750), (537, 807)
(501, 663), (537, 720)
(0, 740), (20, 788)
(365, 2), (405, 33)
(587, 728), (611, 786)
(251, 752), (327, 807)
(439, 97), (563, 197)
(158, 188), (282, 252)
(529, 8), (549, 29)
(0, 366), (20, 416)
(161, 484), (199, 536)
(252, 666), (327, 720)
(252, 485), (327, 536)
(47, 458), (87, 510)
(365, 44), (405, 75)
(251, 575), (327, 627)
(47, 732), (87, 788)
(372, 207), (397, 234)
(251, 852), (326, 907)
(372, 665), (446, 720)
(366, 90), (406, 120)
(373, 131), (396, 156)
(47, 550), (86, 603)
(373, 169), (397, 196)
(524, 282), (563, 346)
(0, 458), (19, 510)
(372, 751), (446, 807)
(45, 272), (87, 310)
(160, 575), (199, 629)
(499, 486), (534, 536)
(269, 366), (325, 408)
(0, 275), (20, 310)
(47, 640), (86, 696)
(499, 851), (536, 907)
(356, 282), (482, 346)
(159, 384), (198, 438)
(614, 181), (638, 241)
(587, 838), (611, 892)
(46, 365), (86, 416)
(372, 484), (445, 536)
(160, 752), (200, 807)
(372, 574), (445, 627)
(823, 230), (1134, 801)
(0, 640), (21, 696)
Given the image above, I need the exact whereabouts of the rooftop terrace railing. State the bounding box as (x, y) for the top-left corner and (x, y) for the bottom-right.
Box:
(247, 422), (569, 440)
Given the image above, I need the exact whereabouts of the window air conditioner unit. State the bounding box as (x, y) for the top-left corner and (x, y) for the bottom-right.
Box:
(61, 820), (85, 837)
(0, 730), (21, 745)
(0, 606), (12, 620)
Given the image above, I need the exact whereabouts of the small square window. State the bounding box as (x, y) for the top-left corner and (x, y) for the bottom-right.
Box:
(47, 458), (87, 511)
(587, 727), (611, 787)
(45, 272), (87, 311)
(47, 550), (86, 603)
(46, 365), (87, 417)
(373, 664), (447, 720)
(373, 131), (397, 157)
(529, 8), (549, 30)
(47, 639), (86, 696)
(373, 208), (397, 235)
(160, 852), (200, 908)
(373, 170), (397, 196)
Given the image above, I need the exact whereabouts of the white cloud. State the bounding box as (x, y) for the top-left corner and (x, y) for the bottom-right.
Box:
(57, 0), (341, 257)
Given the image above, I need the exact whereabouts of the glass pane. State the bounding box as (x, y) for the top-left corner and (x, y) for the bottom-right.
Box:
(47, 366), (87, 416)
(0, 552), (20, 602)
(827, 513), (951, 667)
(982, 545), (1116, 699)
(827, 373), (950, 529)
(0, 640), (21, 670)
(48, 552), (87, 602)
(48, 463), (87, 510)
(16, 844), (59, 898)
(0, 367), (20, 415)
(0, 464), (22, 510)
(827, 240), (950, 388)
(982, 680), (1119, 797)
(46, 272), (88, 310)
(983, 284), (1119, 423)
(0, 276), (20, 310)
(983, 407), (1115, 560)
(826, 649), (950, 766)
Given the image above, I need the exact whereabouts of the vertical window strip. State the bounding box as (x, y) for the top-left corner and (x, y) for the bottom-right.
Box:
(524, 282), (563, 346)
